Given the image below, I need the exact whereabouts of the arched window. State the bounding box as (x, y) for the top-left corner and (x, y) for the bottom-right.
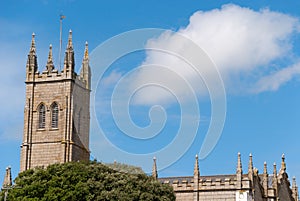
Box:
(51, 102), (59, 128)
(38, 104), (46, 129)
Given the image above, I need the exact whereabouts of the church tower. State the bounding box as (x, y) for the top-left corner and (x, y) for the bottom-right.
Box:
(20, 31), (91, 171)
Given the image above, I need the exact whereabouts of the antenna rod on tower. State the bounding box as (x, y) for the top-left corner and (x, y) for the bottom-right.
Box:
(59, 14), (66, 70)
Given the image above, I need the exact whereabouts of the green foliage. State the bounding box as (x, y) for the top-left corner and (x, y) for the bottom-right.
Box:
(6, 162), (175, 201)
(105, 162), (145, 174)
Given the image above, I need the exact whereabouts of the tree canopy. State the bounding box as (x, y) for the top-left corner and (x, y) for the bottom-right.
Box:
(105, 162), (145, 175)
(2, 161), (175, 201)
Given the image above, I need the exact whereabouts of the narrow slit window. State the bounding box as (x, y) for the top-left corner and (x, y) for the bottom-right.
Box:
(51, 103), (58, 128)
(38, 104), (46, 129)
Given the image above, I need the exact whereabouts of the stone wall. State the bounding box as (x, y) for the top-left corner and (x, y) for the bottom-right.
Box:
(159, 174), (252, 201)
(20, 77), (72, 171)
(20, 71), (90, 171)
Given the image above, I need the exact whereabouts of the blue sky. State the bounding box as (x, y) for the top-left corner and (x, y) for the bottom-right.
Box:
(1, 0), (300, 185)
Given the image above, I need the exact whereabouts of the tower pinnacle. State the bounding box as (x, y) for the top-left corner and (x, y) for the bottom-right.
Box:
(272, 163), (278, 196)
(46, 44), (54, 72)
(84, 41), (89, 59)
(30, 33), (36, 53)
(236, 152), (242, 189)
(292, 177), (299, 201)
(2, 166), (12, 188)
(152, 157), (158, 179)
(263, 161), (268, 196)
(80, 41), (91, 89)
(63, 30), (75, 75)
(248, 153), (253, 182)
(67, 30), (73, 49)
(293, 177), (297, 189)
(26, 33), (38, 80)
(237, 152), (242, 174)
(194, 154), (199, 177)
(280, 154), (286, 174)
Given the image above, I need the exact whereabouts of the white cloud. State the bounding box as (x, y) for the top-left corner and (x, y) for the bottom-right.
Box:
(101, 70), (123, 87)
(252, 62), (300, 93)
(181, 5), (299, 72)
(124, 4), (300, 105)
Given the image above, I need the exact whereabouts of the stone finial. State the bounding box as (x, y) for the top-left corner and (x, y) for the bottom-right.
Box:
(292, 177), (299, 201)
(48, 44), (53, 60)
(67, 30), (73, 49)
(28, 33), (37, 59)
(263, 162), (268, 197)
(152, 157), (157, 179)
(248, 153), (253, 181)
(236, 152), (242, 189)
(84, 41), (89, 60)
(30, 32), (36, 53)
(2, 166), (12, 188)
(194, 154), (200, 177)
(46, 44), (54, 72)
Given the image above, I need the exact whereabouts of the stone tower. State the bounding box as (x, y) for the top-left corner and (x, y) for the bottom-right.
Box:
(20, 31), (91, 172)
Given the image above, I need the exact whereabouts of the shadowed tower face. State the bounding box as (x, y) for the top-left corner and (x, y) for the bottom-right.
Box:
(20, 31), (91, 172)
